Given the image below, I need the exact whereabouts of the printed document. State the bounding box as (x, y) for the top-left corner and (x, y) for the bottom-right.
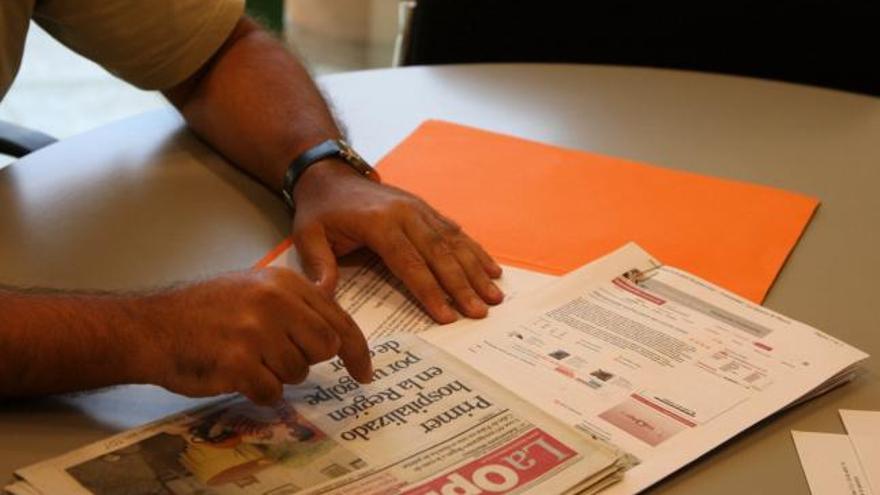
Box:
(7, 243), (867, 494)
(420, 244), (868, 493)
(9, 337), (625, 495)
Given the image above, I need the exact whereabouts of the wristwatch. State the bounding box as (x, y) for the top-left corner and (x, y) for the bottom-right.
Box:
(281, 138), (380, 211)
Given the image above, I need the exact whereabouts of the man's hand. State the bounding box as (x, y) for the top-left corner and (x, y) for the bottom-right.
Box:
(134, 268), (372, 405)
(0, 268), (369, 402)
(291, 160), (504, 324)
(163, 17), (505, 323)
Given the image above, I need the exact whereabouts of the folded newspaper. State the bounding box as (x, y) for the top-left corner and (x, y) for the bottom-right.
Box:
(6, 243), (868, 494)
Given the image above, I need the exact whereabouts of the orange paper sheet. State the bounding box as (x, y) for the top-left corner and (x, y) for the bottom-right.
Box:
(374, 120), (818, 303)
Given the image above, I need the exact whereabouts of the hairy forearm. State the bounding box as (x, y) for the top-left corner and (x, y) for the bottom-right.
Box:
(159, 16), (505, 331)
(0, 267), (373, 403)
(164, 17), (342, 192)
(0, 288), (148, 398)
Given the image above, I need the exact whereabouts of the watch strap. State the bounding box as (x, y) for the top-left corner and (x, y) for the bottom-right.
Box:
(281, 139), (376, 211)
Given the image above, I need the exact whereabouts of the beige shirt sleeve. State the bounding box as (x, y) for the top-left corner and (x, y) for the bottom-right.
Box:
(33, 0), (245, 90)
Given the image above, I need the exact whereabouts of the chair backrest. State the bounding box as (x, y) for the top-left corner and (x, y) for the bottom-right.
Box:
(400, 0), (879, 96)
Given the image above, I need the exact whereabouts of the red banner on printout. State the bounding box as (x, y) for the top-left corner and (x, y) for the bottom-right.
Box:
(402, 429), (576, 495)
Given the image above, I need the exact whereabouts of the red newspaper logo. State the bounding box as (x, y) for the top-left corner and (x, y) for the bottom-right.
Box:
(402, 428), (576, 495)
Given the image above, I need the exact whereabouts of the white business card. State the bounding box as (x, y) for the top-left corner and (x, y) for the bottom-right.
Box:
(840, 410), (880, 494)
(792, 430), (872, 495)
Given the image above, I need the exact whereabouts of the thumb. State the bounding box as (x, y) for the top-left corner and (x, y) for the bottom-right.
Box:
(294, 225), (339, 295)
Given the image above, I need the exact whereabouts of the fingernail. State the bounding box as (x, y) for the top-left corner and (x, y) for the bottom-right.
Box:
(491, 264), (503, 278)
(488, 284), (504, 301)
(439, 305), (458, 323)
(469, 297), (488, 315)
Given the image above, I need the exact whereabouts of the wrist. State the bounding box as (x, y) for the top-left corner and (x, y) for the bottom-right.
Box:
(292, 158), (362, 203)
(282, 139), (379, 212)
(115, 294), (170, 386)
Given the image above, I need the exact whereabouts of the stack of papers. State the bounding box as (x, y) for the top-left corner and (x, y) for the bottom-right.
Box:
(7, 243), (868, 494)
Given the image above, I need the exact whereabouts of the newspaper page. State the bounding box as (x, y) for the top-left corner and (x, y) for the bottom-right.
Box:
(265, 248), (555, 340)
(420, 243), (870, 494)
(11, 336), (624, 495)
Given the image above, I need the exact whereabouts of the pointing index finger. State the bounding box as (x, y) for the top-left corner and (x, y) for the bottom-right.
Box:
(334, 311), (373, 383)
(299, 289), (373, 383)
